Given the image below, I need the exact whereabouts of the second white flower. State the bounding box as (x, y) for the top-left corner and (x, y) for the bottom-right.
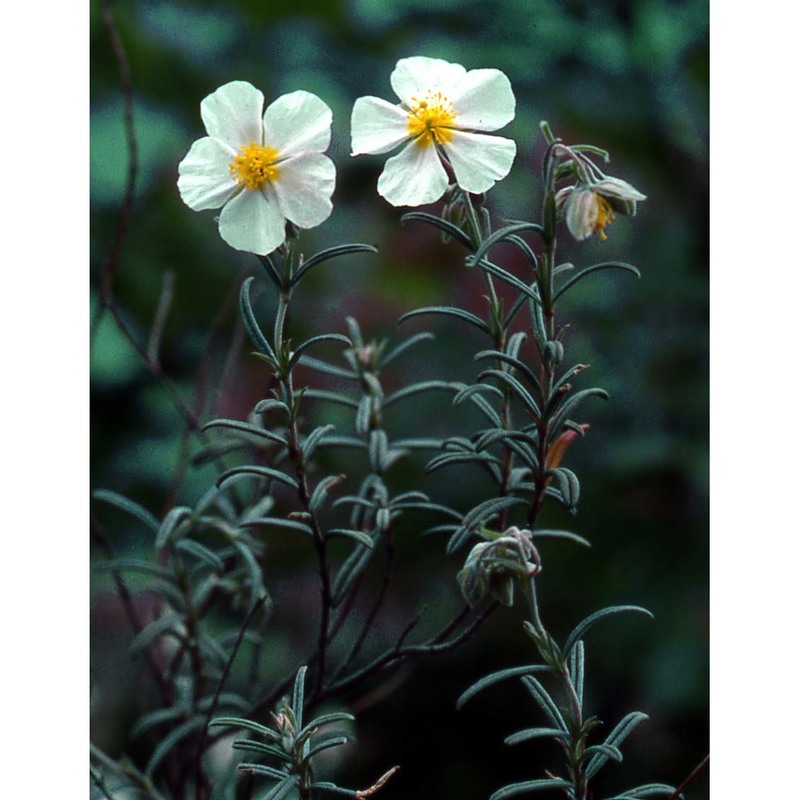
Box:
(350, 56), (517, 207)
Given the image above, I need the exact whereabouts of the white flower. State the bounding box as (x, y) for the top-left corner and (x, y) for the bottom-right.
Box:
(350, 56), (517, 207)
(178, 81), (336, 255)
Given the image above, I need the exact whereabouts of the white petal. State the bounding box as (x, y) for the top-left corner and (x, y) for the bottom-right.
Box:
(351, 96), (411, 155)
(218, 187), (286, 255)
(450, 69), (515, 131)
(263, 90), (332, 157)
(200, 81), (264, 149)
(390, 56), (467, 105)
(593, 177), (647, 201)
(272, 152), (335, 229)
(565, 190), (598, 241)
(177, 137), (239, 211)
(377, 142), (448, 207)
(444, 130), (516, 194)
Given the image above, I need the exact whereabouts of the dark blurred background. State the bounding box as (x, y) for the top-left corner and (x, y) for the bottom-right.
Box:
(91, 0), (708, 797)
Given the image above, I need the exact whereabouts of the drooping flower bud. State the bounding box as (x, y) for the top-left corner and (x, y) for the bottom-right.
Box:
(557, 174), (646, 242)
(457, 527), (541, 608)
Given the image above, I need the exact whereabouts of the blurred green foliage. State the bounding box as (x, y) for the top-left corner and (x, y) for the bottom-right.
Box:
(91, 0), (708, 797)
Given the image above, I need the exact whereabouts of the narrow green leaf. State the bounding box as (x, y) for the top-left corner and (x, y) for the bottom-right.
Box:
(564, 607), (653, 658)
(474, 428), (539, 456)
(427, 451), (503, 475)
(552, 363), (590, 395)
(239, 277), (276, 360)
(489, 778), (572, 799)
(129, 612), (184, 655)
(605, 783), (679, 799)
(254, 398), (291, 416)
(554, 261), (641, 302)
(238, 763), (291, 781)
(521, 675), (568, 731)
(91, 489), (159, 534)
(155, 506), (192, 549)
(385, 380), (460, 408)
(292, 666), (307, 725)
(217, 465), (299, 491)
(547, 388), (609, 439)
(461, 495), (527, 531)
(303, 735), (351, 761)
(242, 517), (314, 536)
(531, 529), (591, 548)
(452, 383), (504, 427)
(93, 559), (173, 581)
(174, 539), (225, 572)
(583, 743), (622, 764)
(291, 244), (377, 286)
(300, 713), (355, 737)
(400, 210), (473, 248)
(548, 467), (580, 512)
(203, 419), (288, 447)
(262, 778), (301, 800)
(327, 528), (374, 548)
(331, 543), (374, 605)
(585, 711), (650, 780)
(480, 369), (541, 418)
(210, 717), (280, 740)
(467, 222), (545, 266)
(288, 334), (352, 371)
(145, 716), (205, 776)
(505, 233), (539, 269)
(130, 706), (186, 739)
(310, 475), (346, 511)
(297, 356), (357, 379)
(571, 640), (585, 710)
(231, 539), (264, 611)
(397, 306), (490, 334)
(474, 350), (542, 397)
(381, 332), (435, 368)
(303, 389), (359, 409)
(231, 739), (293, 762)
(473, 259), (542, 306)
(302, 424), (337, 460)
(257, 253), (283, 289)
(504, 727), (568, 746)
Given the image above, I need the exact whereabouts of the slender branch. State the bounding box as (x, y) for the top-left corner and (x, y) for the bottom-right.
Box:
(90, 513), (171, 706)
(668, 754), (709, 800)
(317, 602), (497, 703)
(194, 596), (270, 800)
(95, 0), (138, 333)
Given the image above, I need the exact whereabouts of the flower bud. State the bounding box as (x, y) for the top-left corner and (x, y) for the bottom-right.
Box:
(560, 174), (646, 241)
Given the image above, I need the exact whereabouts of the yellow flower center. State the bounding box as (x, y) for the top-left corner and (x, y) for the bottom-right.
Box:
(406, 92), (457, 149)
(594, 195), (616, 241)
(229, 142), (281, 191)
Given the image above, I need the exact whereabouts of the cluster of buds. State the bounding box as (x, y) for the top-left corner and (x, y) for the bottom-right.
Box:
(457, 526), (542, 608)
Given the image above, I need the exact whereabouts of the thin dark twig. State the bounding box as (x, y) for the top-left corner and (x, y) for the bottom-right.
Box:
(162, 273), (243, 513)
(91, 513), (171, 706)
(317, 602), (497, 703)
(334, 526), (396, 679)
(194, 596), (269, 800)
(147, 270), (176, 365)
(668, 754), (709, 800)
(95, 0), (138, 332)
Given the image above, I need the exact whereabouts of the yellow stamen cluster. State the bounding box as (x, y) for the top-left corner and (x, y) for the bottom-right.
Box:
(229, 142), (281, 191)
(406, 91), (457, 149)
(594, 195), (616, 241)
